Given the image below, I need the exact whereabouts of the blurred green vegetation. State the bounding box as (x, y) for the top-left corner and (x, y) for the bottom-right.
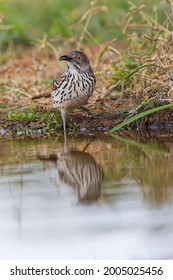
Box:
(0, 0), (170, 47)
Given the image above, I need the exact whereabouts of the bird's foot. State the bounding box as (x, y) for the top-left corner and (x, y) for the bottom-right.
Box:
(80, 106), (92, 118)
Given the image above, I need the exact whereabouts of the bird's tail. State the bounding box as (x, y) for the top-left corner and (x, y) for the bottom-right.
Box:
(31, 92), (51, 100)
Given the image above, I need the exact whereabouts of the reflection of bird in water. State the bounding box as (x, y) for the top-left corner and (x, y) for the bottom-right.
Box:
(38, 147), (103, 203)
(57, 150), (103, 202)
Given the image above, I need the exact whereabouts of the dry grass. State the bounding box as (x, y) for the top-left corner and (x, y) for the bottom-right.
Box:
(112, 32), (173, 99)
(109, 1), (173, 107)
(0, 41), (112, 113)
(1, 0), (173, 130)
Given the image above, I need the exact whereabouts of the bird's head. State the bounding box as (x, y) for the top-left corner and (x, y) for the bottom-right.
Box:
(59, 50), (92, 73)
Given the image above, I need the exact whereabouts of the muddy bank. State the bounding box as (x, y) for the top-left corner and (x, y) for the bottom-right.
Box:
(0, 106), (173, 138)
(1, 44), (173, 139)
(78, 107), (173, 131)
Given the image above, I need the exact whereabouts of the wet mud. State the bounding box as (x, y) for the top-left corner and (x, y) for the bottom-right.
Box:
(0, 106), (173, 138)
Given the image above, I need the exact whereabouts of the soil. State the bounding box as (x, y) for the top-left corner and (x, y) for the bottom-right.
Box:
(0, 46), (173, 138)
(0, 100), (173, 138)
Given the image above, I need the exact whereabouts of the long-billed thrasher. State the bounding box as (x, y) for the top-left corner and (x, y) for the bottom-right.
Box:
(52, 50), (96, 133)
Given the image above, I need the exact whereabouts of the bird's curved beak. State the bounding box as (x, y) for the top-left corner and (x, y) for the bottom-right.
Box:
(59, 55), (73, 61)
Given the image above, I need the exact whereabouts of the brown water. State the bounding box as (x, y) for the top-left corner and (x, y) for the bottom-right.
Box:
(0, 132), (173, 259)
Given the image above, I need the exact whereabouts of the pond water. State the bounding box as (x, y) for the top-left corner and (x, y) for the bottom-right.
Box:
(0, 132), (173, 260)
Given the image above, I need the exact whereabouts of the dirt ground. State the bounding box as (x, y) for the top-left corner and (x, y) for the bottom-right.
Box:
(0, 46), (173, 137)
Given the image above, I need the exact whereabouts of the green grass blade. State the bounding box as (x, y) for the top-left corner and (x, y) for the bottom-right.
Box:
(108, 103), (173, 133)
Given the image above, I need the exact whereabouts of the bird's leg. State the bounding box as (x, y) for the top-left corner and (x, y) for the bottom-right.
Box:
(61, 109), (68, 153)
(61, 109), (66, 133)
(80, 105), (92, 118)
(80, 106), (100, 119)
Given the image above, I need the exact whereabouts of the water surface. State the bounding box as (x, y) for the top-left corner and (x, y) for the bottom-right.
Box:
(0, 132), (173, 259)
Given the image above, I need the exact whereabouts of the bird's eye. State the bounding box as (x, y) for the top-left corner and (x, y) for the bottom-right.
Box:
(77, 56), (81, 60)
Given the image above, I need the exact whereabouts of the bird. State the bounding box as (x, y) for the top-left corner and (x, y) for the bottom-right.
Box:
(51, 50), (96, 134)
